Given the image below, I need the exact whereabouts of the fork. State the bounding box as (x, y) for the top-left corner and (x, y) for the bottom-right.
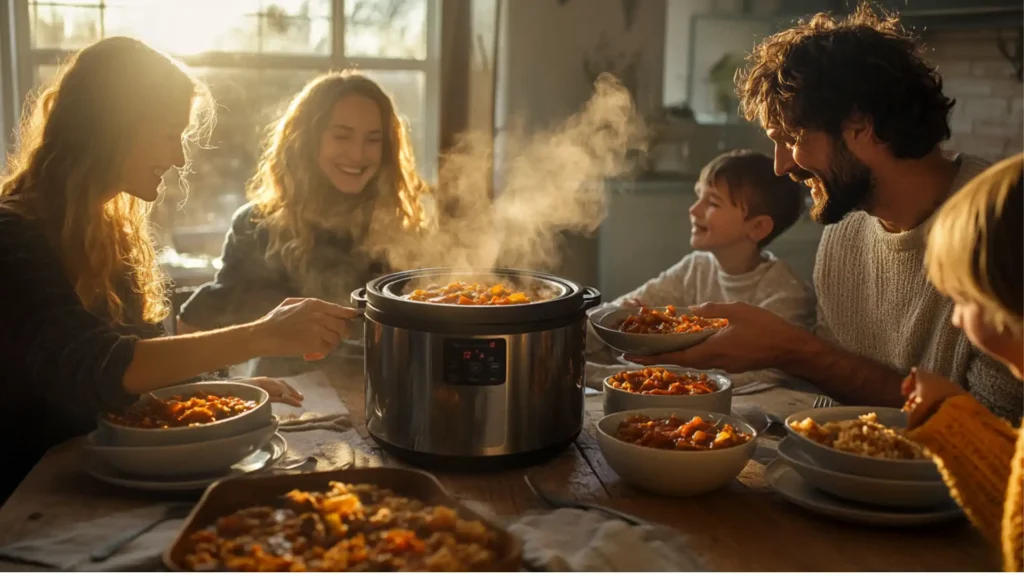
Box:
(812, 395), (835, 409)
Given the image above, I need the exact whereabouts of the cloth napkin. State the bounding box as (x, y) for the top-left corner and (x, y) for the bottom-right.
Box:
(277, 409), (383, 471)
(0, 504), (186, 571)
(506, 508), (705, 572)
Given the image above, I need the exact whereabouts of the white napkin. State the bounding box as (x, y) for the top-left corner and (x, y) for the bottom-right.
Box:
(0, 505), (184, 571)
(507, 508), (704, 572)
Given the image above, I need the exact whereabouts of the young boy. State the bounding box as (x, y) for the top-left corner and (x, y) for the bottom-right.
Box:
(588, 149), (816, 389)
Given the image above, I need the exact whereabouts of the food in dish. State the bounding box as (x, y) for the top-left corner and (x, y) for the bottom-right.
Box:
(615, 414), (752, 451)
(182, 481), (499, 571)
(404, 281), (538, 305)
(102, 393), (258, 429)
(607, 367), (717, 396)
(615, 305), (728, 334)
(788, 412), (927, 460)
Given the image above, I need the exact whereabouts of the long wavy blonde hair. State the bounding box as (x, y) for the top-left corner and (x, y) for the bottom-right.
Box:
(248, 70), (430, 283)
(0, 37), (215, 325)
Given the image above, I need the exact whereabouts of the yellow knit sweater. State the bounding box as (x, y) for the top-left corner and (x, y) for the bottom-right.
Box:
(908, 394), (1023, 572)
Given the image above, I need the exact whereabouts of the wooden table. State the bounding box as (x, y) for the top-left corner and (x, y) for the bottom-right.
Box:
(0, 361), (1000, 572)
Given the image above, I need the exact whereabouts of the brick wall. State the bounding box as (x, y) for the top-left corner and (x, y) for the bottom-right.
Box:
(924, 29), (1023, 162)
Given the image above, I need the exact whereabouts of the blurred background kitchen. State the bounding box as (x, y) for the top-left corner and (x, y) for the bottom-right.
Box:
(1, 0), (1021, 322)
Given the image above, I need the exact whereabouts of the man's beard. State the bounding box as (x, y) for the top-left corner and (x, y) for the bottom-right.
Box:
(801, 139), (874, 225)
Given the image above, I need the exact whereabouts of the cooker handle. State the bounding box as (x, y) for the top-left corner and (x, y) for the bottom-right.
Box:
(350, 287), (368, 310)
(581, 286), (602, 310)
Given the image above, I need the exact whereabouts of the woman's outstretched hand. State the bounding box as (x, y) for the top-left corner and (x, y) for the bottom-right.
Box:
(253, 298), (360, 360)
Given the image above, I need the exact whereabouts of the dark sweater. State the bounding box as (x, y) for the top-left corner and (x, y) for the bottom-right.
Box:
(179, 202), (386, 330)
(0, 209), (150, 499)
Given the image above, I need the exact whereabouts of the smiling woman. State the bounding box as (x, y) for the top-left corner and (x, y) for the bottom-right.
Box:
(0, 36), (361, 502)
(178, 70), (433, 334)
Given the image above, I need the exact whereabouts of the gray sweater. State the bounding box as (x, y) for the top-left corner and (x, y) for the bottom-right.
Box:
(814, 154), (1021, 423)
(180, 202), (386, 330)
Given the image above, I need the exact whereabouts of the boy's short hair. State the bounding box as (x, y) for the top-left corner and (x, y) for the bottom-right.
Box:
(698, 149), (804, 247)
(926, 153), (1023, 336)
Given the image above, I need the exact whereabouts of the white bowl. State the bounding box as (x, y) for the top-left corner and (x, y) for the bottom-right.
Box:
(96, 382), (272, 447)
(784, 406), (941, 482)
(596, 407), (757, 497)
(85, 417), (279, 478)
(776, 437), (952, 509)
(602, 366), (732, 416)
(589, 307), (723, 355)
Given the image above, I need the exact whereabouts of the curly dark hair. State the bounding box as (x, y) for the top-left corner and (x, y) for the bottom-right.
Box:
(735, 2), (954, 159)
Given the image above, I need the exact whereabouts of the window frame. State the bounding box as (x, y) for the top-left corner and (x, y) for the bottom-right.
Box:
(1, 0), (442, 181)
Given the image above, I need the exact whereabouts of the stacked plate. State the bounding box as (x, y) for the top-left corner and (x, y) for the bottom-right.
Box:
(767, 406), (962, 526)
(83, 382), (287, 492)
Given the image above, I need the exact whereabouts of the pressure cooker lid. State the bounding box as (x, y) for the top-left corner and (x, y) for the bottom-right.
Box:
(363, 267), (591, 325)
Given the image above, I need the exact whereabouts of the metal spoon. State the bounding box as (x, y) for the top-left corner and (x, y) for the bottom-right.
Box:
(245, 456), (318, 476)
(523, 474), (649, 526)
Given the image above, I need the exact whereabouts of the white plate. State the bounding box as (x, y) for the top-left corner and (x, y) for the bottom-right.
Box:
(776, 438), (953, 509)
(83, 433), (287, 492)
(86, 418), (279, 477)
(765, 458), (963, 527)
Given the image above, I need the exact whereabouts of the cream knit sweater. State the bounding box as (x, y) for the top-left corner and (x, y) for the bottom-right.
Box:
(814, 154), (1022, 423)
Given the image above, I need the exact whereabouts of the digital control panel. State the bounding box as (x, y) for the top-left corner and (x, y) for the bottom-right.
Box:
(442, 338), (507, 385)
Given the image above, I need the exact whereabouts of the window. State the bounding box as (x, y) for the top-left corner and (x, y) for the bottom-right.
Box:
(6, 0), (439, 265)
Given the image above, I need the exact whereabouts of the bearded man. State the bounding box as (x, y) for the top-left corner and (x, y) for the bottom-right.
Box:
(628, 3), (1022, 423)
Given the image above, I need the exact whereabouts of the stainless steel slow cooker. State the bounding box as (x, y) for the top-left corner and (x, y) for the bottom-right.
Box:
(351, 268), (601, 469)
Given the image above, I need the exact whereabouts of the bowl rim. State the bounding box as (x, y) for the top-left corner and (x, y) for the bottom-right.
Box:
(97, 381), (271, 434)
(776, 437), (944, 488)
(88, 416), (280, 453)
(602, 365), (732, 397)
(596, 407), (758, 457)
(784, 406), (935, 468)
(590, 306), (727, 338)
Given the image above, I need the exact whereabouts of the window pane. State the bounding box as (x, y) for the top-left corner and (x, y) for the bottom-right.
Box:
(29, 3), (101, 49)
(360, 69), (428, 177)
(152, 68), (325, 249)
(29, 0), (333, 55)
(104, 1), (261, 55)
(344, 0), (427, 60)
(35, 64), (59, 87)
(28, 65), (434, 253)
(260, 15), (331, 54)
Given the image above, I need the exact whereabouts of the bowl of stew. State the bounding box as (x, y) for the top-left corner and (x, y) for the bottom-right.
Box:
(596, 408), (757, 497)
(602, 365), (732, 416)
(589, 305), (726, 355)
(96, 382), (272, 447)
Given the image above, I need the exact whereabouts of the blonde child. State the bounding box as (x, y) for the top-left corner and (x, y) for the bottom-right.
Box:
(902, 153), (1023, 571)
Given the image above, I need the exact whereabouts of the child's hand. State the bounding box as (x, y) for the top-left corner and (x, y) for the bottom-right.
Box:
(901, 367), (967, 429)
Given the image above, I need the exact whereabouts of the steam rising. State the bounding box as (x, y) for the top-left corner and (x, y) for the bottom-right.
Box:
(378, 73), (646, 276)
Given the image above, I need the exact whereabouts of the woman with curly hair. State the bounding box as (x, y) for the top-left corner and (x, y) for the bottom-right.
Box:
(179, 71), (431, 336)
(0, 37), (359, 500)
(631, 1), (1021, 424)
